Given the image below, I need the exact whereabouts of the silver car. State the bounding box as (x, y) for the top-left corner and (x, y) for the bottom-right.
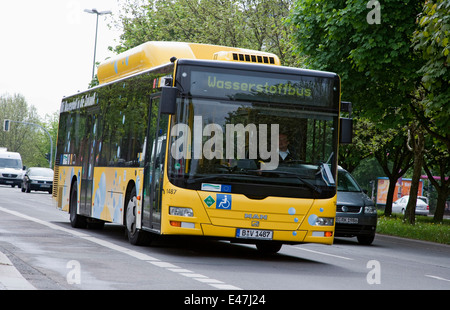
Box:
(335, 168), (377, 245)
(392, 195), (430, 216)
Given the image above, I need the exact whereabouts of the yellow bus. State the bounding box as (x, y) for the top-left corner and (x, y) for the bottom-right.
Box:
(53, 41), (350, 253)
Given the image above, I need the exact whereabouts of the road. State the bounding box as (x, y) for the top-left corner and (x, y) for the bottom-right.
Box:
(0, 184), (449, 292)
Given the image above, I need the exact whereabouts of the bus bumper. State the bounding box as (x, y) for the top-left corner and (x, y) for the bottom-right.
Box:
(199, 224), (334, 245)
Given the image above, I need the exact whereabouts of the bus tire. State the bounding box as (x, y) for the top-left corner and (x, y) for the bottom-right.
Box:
(256, 241), (282, 254)
(69, 182), (87, 228)
(87, 218), (105, 230)
(125, 187), (149, 245)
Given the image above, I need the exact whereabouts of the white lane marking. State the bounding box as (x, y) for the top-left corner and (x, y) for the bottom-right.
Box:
(193, 278), (224, 284)
(150, 261), (178, 268)
(425, 275), (450, 282)
(210, 283), (242, 290)
(179, 273), (208, 278)
(0, 207), (242, 290)
(167, 268), (193, 273)
(290, 245), (354, 260)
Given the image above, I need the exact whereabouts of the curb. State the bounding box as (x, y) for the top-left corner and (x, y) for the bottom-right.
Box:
(0, 251), (36, 290)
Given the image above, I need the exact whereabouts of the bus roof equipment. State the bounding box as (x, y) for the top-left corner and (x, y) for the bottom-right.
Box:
(97, 41), (280, 84)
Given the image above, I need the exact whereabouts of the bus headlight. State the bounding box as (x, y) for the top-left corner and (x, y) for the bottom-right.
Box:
(169, 207), (194, 217)
(315, 217), (334, 226)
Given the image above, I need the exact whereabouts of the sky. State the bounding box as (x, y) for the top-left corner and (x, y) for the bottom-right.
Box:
(0, 0), (123, 118)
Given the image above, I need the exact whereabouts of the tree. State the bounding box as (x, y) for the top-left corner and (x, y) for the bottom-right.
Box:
(423, 136), (450, 222)
(288, 1), (441, 223)
(409, 0), (450, 223)
(40, 112), (59, 168)
(110, 0), (299, 66)
(374, 129), (414, 216)
(412, 0), (450, 151)
(288, 0), (424, 121)
(404, 122), (425, 224)
(0, 93), (56, 168)
(0, 93), (39, 154)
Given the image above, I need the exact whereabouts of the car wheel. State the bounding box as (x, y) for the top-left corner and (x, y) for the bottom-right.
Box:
(357, 234), (375, 245)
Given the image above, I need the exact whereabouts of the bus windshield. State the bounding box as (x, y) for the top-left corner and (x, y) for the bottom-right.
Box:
(168, 63), (339, 199)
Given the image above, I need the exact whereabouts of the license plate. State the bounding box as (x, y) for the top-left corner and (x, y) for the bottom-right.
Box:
(236, 229), (273, 240)
(336, 217), (358, 224)
(40, 184), (50, 188)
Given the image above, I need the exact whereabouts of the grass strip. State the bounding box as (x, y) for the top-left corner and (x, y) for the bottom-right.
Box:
(376, 212), (450, 245)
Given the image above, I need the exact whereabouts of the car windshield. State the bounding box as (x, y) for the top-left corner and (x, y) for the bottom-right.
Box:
(29, 168), (53, 177)
(337, 170), (361, 192)
(168, 98), (338, 194)
(0, 158), (22, 169)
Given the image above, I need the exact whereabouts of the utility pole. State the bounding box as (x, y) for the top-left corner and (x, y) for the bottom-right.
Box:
(84, 8), (112, 80)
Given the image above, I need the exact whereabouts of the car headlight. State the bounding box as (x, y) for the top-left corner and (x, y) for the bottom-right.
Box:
(364, 206), (377, 214)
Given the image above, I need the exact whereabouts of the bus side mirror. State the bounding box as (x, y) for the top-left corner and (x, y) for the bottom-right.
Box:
(160, 86), (178, 115)
(339, 118), (353, 144)
(341, 101), (352, 113)
(340, 101), (353, 144)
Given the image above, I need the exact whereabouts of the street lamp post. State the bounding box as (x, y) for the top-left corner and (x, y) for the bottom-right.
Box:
(84, 8), (112, 80)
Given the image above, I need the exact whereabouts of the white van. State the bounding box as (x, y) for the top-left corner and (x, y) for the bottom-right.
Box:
(0, 150), (25, 188)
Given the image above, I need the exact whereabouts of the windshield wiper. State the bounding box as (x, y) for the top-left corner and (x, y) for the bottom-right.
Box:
(247, 170), (322, 195)
(318, 152), (335, 186)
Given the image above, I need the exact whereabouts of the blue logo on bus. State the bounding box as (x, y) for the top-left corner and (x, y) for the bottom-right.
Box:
(216, 194), (232, 210)
(221, 184), (232, 193)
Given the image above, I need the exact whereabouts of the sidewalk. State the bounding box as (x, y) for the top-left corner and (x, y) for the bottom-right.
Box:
(0, 251), (36, 290)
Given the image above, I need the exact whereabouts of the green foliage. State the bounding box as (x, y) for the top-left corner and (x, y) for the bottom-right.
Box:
(412, 0), (450, 137)
(0, 93), (57, 168)
(338, 117), (383, 171)
(289, 1), (449, 226)
(288, 0), (424, 120)
(110, 0), (300, 66)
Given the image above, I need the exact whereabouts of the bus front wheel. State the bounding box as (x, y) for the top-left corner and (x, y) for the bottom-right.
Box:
(255, 241), (282, 254)
(125, 187), (149, 245)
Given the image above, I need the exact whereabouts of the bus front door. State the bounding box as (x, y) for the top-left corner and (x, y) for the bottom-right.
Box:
(79, 114), (96, 217)
(142, 98), (169, 231)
